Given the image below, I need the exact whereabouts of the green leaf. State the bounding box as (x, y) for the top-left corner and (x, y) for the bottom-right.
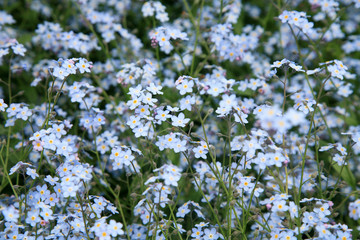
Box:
(333, 163), (356, 189)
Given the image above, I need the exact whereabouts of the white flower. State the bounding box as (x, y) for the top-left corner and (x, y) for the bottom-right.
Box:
(171, 112), (190, 127)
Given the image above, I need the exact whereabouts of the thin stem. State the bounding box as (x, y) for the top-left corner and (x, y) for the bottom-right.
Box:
(0, 145), (18, 199)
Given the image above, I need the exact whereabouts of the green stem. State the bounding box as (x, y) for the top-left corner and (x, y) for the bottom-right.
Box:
(76, 194), (92, 240)
(0, 145), (18, 199)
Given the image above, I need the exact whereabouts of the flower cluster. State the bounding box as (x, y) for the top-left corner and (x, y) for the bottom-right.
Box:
(149, 26), (188, 53)
(0, 11), (26, 62)
(279, 10), (315, 35)
(210, 23), (262, 62)
(51, 58), (92, 80)
(33, 22), (99, 56)
(142, 1), (169, 22)
(256, 197), (352, 239)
